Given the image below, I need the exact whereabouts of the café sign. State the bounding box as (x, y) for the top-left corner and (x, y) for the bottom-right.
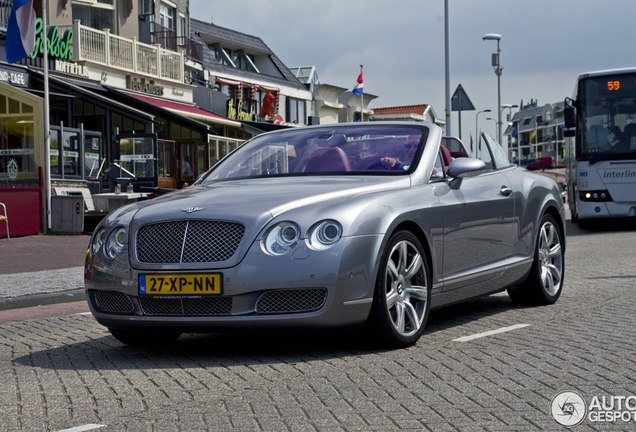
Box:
(126, 75), (164, 96)
(227, 99), (254, 121)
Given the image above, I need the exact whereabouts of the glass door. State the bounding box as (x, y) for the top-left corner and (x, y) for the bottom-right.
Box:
(114, 133), (158, 191)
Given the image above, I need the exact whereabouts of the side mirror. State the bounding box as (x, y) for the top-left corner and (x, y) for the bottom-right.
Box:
(447, 158), (487, 189)
(564, 105), (576, 128)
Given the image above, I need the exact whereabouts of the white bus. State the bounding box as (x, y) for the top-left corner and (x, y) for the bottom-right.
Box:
(563, 68), (636, 228)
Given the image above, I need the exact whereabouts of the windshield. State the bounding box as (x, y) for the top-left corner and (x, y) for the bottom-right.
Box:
(202, 125), (428, 182)
(578, 73), (636, 162)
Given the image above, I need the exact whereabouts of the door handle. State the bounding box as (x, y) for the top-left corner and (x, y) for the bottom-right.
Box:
(500, 186), (513, 197)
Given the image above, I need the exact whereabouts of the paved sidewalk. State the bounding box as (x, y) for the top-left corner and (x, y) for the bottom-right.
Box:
(0, 234), (90, 310)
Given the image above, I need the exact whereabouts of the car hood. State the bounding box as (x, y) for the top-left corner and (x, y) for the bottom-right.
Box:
(129, 176), (409, 270)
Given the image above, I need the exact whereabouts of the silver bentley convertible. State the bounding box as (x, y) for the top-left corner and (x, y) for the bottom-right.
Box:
(85, 122), (566, 347)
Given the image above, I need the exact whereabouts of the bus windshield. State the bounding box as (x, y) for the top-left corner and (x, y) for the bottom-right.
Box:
(578, 73), (636, 162)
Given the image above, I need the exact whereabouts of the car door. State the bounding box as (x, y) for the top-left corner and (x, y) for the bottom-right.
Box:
(438, 136), (515, 291)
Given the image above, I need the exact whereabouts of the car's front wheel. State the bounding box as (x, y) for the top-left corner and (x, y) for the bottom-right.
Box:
(508, 214), (564, 305)
(109, 328), (182, 346)
(367, 231), (430, 348)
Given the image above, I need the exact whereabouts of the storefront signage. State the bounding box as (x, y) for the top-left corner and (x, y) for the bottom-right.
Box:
(7, 159), (18, 180)
(30, 18), (73, 60)
(126, 75), (164, 96)
(171, 88), (184, 97)
(55, 60), (89, 78)
(227, 99), (254, 121)
(0, 69), (29, 88)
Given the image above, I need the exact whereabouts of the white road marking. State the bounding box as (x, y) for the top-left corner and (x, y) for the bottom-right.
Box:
(78, 312), (92, 316)
(54, 424), (106, 432)
(453, 324), (530, 342)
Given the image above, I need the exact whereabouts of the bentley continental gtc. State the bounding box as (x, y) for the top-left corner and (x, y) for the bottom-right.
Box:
(85, 122), (566, 347)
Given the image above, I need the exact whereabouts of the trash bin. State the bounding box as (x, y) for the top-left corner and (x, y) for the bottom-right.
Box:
(51, 195), (85, 233)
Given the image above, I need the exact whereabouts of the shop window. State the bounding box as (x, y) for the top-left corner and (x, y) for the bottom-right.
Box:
(112, 113), (122, 131)
(0, 95), (5, 114)
(134, 121), (145, 131)
(96, 106), (105, 116)
(8, 98), (19, 114)
(197, 143), (206, 174)
(158, 141), (174, 178)
(85, 102), (95, 115)
(123, 117), (133, 131)
(0, 116), (35, 175)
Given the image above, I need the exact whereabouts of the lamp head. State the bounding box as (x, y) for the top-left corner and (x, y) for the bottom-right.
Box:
(482, 33), (501, 41)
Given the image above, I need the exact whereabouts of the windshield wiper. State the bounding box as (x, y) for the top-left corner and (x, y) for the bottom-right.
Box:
(588, 152), (636, 165)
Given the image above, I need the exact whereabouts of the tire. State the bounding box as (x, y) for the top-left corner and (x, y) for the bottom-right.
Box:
(367, 231), (431, 348)
(508, 214), (564, 305)
(109, 328), (182, 346)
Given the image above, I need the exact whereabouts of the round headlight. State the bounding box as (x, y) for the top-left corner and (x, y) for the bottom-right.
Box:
(91, 228), (106, 254)
(105, 227), (128, 259)
(307, 220), (342, 250)
(262, 222), (300, 255)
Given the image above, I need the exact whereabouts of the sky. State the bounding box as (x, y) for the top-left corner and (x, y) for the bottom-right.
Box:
(190, 0), (636, 141)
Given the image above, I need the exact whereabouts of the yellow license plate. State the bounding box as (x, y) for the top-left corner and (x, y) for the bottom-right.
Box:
(139, 274), (222, 295)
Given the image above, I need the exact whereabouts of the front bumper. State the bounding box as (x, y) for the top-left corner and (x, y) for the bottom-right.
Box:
(85, 234), (385, 331)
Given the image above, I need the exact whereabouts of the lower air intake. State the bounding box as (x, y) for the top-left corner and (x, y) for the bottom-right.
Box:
(256, 288), (328, 314)
(139, 296), (232, 316)
(93, 290), (135, 314)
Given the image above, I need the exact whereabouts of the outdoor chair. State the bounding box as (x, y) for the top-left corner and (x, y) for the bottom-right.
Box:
(0, 202), (9, 241)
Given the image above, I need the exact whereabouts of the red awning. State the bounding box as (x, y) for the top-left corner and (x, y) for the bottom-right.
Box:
(125, 92), (241, 128)
(215, 77), (242, 86)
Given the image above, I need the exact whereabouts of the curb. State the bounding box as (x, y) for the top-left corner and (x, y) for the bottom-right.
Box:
(0, 289), (86, 312)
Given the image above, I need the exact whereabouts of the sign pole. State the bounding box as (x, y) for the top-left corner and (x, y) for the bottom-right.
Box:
(43, 0), (51, 231)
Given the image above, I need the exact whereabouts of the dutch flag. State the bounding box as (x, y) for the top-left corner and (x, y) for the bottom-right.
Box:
(352, 72), (363, 96)
(5, 0), (37, 64)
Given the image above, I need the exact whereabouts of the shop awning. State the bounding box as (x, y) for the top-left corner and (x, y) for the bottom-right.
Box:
(123, 92), (242, 128)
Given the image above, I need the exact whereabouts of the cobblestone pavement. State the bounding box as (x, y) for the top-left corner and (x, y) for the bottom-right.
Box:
(0, 220), (635, 431)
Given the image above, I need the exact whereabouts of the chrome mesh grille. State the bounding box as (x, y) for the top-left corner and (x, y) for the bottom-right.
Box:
(93, 290), (135, 314)
(256, 289), (328, 314)
(139, 297), (233, 315)
(136, 220), (245, 264)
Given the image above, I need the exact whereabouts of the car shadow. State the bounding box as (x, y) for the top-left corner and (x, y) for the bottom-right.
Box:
(566, 217), (636, 237)
(12, 294), (527, 371)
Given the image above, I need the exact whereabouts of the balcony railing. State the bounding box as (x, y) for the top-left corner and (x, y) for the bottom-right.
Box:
(73, 20), (183, 82)
(177, 36), (204, 63)
(151, 21), (204, 63)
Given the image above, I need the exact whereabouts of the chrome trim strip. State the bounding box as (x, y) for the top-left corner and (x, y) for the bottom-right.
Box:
(343, 298), (373, 306)
(180, 221), (189, 263)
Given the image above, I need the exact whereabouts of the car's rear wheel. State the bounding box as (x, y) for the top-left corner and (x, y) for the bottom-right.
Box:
(508, 214), (564, 305)
(367, 231), (430, 348)
(109, 328), (182, 346)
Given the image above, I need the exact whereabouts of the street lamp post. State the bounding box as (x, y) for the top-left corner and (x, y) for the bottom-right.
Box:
(485, 117), (498, 137)
(500, 103), (518, 161)
(482, 34), (502, 147)
(475, 109), (491, 158)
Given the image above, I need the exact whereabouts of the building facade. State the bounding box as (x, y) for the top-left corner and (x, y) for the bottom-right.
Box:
(504, 99), (566, 165)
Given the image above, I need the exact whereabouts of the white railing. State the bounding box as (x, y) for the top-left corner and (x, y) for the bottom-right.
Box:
(73, 20), (183, 82)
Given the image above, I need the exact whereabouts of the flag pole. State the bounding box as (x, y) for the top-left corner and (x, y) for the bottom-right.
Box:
(360, 65), (363, 122)
(42, 0), (51, 231)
